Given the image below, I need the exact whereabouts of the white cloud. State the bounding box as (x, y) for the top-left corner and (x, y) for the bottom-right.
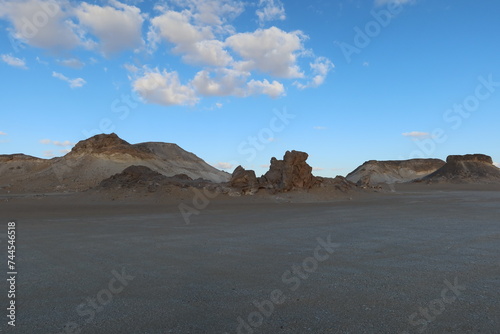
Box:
(313, 167), (324, 171)
(295, 57), (334, 89)
(227, 27), (305, 78)
(124, 63), (139, 73)
(0, 131), (7, 135)
(42, 150), (54, 158)
(375, 0), (413, 6)
(1, 54), (27, 69)
(494, 162), (500, 168)
(363, 61), (370, 67)
(52, 71), (86, 88)
(314, 126), (327, 130)
(402, 131), (432, 139)
(215, 102), (223, 108)
(57, 58), (84, 69)
(40, 139), (74, 146)
(36, 56), (48, 65)
(192, 68), (284, 98)
(168, 0), (244, 30)
(0, 0), (88, 52)
(133, 67), (199, 106)
(75, 0), (145, 56)
(192, 68), (247, 96)
(213, 162), (233, 170)
(150, 10), (231, 67)
(60, 149), (71, 154)
(256, 0), (286, 24)
(247, 79), (284, 98)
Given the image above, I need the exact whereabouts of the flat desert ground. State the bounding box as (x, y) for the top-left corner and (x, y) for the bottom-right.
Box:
(1, 185), (499, 333)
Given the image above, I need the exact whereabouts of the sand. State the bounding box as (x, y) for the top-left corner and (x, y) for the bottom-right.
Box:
(1, 184), (499, 333)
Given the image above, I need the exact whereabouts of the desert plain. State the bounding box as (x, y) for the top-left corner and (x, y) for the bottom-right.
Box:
(1, 182), (499, 334)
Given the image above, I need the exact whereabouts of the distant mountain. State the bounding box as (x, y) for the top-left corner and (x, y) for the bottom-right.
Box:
(346, 159), (445, 185)
(420, 154), (500, 183)
(0, 133), (230, 193)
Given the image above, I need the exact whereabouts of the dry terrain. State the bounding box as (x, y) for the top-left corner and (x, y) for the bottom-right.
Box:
(1, 184), (499, 334)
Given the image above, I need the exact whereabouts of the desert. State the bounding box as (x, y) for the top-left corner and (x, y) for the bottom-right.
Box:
(1, 0), (499, 333)
(1, 133), (500, 333)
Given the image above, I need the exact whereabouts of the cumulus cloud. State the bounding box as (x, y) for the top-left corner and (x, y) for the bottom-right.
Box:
(150, 10), (231, 66)
(213, 162), (234, 170)
(57, 58), (84, 69)
(1, 54), (28, 69)
(40, 139), (74, 146)
(247, 79), (284, 98)
(169, 0), (245, 29)
(256, 0), (286, 24)
(295, 57), (334, 89)
(133, 67), (198, 106)
(0, 1), (333, 107)
(192, 68), (284, 98)
(75, 0), (145, 56)
(227, 27), (305, 78)
(402, 131), (432, 139)
(0, 0), (88, 52)
(52, 71), (86, 88)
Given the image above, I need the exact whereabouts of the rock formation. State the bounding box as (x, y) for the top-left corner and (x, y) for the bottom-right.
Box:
(346, 159), (445, 185)
(229, 150), (318, 194)
(420, 154), (500, 183)
(230, 166), (259, 194)
(0, 133), (230, 193)
(262, 150), (317, 191)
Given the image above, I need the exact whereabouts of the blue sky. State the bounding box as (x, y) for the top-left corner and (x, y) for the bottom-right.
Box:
(0, 0), (499, 177)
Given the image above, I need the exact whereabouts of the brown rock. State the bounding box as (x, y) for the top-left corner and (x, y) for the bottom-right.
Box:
(263, 150), (316, 191)
(230, 166), (259, 194)
(446, 154), (493, 164)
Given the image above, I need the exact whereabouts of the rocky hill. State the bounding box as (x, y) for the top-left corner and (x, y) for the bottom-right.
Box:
(420, 154), (500, 183)
(0, 133), (229, 193)
(346, 159), (445, 185)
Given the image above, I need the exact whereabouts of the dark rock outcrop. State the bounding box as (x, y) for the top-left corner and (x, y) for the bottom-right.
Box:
(69, 133), (152, 158)
(421, 154), (500, 183)
(263, 150), (316, 191)
(229, 150), (317, 193)
(98, 165), (212, 192)
(316, 176), (356, 192)
(230, 166), (259, 194)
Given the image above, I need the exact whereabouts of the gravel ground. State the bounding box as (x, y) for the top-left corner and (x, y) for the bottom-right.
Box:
(0, 188), (499, 334)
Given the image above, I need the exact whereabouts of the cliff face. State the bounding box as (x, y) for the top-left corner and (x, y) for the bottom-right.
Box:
(421, 154), (500, 183)
(346, 159), (445, 185)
